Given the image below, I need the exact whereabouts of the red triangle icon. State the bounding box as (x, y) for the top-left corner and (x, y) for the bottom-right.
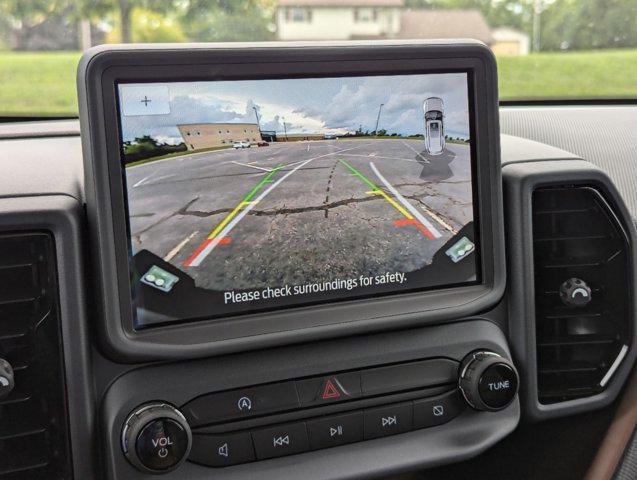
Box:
(322, 379), (341, 399)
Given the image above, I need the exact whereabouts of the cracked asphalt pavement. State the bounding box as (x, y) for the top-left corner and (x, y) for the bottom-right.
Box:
(126, 139), (473, 291)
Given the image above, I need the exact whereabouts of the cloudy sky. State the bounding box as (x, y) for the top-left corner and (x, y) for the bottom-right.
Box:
(118, 73), (470, 145)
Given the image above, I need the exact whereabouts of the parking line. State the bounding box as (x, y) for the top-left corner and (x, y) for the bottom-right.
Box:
(344, 153), (416, 163)
(184, 164), (283, 266)
(164, 230), (199, 262)
(401, 141), (430, 164)
(370, 162), (441, 239)
(230, 161), (273, 172)
(339, 159), (439, 240)
(132, 175), (152, 188)
(185, 144), (368, 267)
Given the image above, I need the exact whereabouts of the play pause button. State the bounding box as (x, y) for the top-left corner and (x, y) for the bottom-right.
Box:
(306, 412), (364, 450)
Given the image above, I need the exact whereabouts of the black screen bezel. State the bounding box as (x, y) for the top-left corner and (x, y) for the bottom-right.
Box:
(79, 42), (505, 361)
(115, 70), (482, 328)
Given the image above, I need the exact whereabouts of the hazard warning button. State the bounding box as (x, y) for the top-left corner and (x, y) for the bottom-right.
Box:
(296, 372), (361, 407)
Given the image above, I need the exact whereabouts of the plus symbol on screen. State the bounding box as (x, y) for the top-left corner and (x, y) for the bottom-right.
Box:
(140, 95), (151, 107)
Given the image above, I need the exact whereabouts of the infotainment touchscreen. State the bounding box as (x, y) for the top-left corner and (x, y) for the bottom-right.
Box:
(117, 73), (480, 327)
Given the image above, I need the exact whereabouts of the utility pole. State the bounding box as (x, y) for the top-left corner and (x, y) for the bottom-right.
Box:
(533, 0), (542, 53)
(252, 106), (261, 132)
(79, 20), (92, 51)
(374, 103), (384, 137)
(282, 117), (288, 141)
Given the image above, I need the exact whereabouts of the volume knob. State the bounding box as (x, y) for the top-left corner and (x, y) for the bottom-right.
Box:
(122, 403), (192, 474)
(458, 351), (519, 412)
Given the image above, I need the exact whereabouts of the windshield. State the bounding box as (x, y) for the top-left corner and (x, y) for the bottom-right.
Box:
(1, 0), (636, 117)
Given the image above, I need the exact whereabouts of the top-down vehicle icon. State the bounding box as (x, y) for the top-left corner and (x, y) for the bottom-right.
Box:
(423, 97), (445, 155)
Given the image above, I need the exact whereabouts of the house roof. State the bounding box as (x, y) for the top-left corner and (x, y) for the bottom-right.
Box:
(277, 0), (404, 6)
(397, 9), (493, 44)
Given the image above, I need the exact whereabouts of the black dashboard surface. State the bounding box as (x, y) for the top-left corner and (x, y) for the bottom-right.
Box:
(0, 104), (635, 480)
(3, 105), (636, 217)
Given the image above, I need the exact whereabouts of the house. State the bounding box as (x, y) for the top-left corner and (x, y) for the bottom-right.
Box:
(491, 27), (530, 56)
(177, 123), (261, 150)
(276, 1), (495, 47)
(276, 0), (403, 41)
(396, 9), (493, 45)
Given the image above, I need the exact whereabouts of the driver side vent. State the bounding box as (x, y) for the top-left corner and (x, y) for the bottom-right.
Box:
(532, 186), (631, 404)
(0, 233), (72, 479)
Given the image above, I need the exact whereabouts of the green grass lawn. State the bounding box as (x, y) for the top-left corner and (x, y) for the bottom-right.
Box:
(0, 51), (82, 116)
(497, 49), (637, 100)
(0, 48), (636, 117)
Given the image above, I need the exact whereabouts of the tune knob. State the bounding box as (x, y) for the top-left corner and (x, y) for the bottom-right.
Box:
(559, 278), (592, 308)
(458, 351), (519, 412)
(121, 403), (192, 474)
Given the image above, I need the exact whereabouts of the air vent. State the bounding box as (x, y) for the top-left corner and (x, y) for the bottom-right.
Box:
(532, 187), (631, 404)
(0, 233), (72, 479)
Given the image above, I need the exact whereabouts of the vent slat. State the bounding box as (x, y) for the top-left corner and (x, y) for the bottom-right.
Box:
(532, 187), (630, 405)
(0, 232), (71, 480)
(538, 335), (616, 347)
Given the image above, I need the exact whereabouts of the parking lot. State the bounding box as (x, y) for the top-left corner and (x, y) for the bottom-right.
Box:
(126, 138), (473, 291)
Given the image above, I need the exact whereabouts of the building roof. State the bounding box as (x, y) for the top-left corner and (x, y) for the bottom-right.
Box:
(277, 0), (404, 6)
(397, 9), (493, 44)
(177, 122), (258, 127)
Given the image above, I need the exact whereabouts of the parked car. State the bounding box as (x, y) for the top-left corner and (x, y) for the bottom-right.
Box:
(233, 141), (251, 149)
(423, 97), (445, 155)
(257, 141), (269, 147)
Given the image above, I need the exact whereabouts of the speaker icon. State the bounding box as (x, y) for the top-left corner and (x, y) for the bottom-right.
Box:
(218, 443), (229, 458)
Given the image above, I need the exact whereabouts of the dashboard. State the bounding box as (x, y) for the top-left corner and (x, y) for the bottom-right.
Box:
(0, 41), (635, 480)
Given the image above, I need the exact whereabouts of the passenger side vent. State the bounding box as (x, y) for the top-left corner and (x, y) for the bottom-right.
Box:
(533, 187), (631, 404)
(0, 233), (72, 479)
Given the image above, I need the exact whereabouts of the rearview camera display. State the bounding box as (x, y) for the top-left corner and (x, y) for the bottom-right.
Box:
(117, 73), (479, 328)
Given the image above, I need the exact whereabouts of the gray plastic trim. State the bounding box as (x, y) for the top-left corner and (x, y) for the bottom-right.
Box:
(503, 159), (637, 421)
(0, 195), (95, 479)
(77, 40), (506, 362)
(100, 319), (519, 479)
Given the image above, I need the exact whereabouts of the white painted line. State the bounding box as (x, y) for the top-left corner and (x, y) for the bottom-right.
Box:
(370, 162), (442, 239)
(344, 153), (416, 163)
(132, 175), (152, 188)
(419, 206), (457, 234)
(401, 141), (430, 164)
(230, 161), (272, 172)
(599, 344), (628, 387)
(284, 158), (314, 168)
(164, 230), (199, 262)
(188, 143), (368, 266)
(127, 147), (235, 169)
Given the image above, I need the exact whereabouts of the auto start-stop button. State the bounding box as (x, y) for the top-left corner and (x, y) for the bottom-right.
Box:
(478, 363), (519, 409)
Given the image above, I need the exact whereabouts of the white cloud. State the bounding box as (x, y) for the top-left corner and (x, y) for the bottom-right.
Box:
(120, 73), (471, 143)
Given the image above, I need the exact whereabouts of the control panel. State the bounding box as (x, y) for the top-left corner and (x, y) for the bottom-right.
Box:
(120, 352), (518, 474)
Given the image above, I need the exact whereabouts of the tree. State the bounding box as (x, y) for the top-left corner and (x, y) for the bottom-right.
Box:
(76, 0), (180, 43)
(179, 0), (274, 42)
(123, 135), (186, 163)
(541, 0), (637, 51)
(0, 0), (107, 49)
(108, 8), (186, 43)
(110, 0), (179, 43)
(405, 0), (536, 33)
